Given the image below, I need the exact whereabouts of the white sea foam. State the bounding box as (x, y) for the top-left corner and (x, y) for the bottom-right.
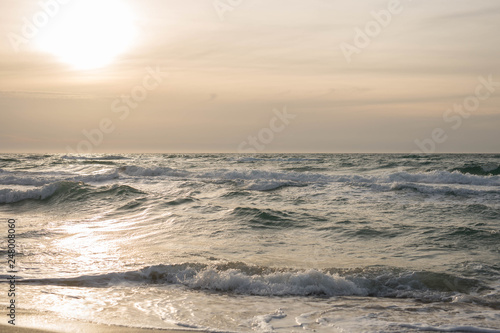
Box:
(384, 170), (500, 186)
(30, 264), (489, 302)
(61, 155), (129, 160)
(117, 166), (500, 187)
(0, 169), (119, 187)
(400, 324), (500, 332)
(236, 157), (323, 163)
(121, 166), (189, 177)
(141, 266), (365, 296)
(2, 165), (499, 199)
(251, 309), (287, 333)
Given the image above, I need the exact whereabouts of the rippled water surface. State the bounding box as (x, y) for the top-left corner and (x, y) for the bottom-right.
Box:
(1, 153), (499, 332)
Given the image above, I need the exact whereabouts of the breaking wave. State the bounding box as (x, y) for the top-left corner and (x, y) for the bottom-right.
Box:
(0, 182), (144, 204)
(452, 164), (500, 176)
(20, 263), (495, 303)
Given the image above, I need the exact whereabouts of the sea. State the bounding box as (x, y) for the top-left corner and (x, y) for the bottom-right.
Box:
(1, 153), (499, 332)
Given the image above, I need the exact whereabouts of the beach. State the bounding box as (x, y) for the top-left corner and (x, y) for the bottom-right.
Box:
(2, 310), (205, 333)
(1, 324), (197, 333)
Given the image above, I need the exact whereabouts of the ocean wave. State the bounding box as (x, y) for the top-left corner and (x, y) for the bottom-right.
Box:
(231, 207), (306, 229)
(19, 264), (365, 296)
(452, 164), (500, 176)
(118, 166), (500, 187)
(387, 183), (500, 196)
(244, 179), (307, 191)
(383, 171), (500, 187)
(24, 154), (52, 160)
(236, 157), (324, 163)
(281, 166), (329, 172)
(2, 165), (499, 195)
(0, 158), (19, 162)
(80, 160), (118, 165)
(21, 263), (493, 302)
(120, 166), (189, 177)
(115, 166), (500, 197)
(462, 204), (500, 219)
(0, 182), (144, 204)
(61, 155), (129, 161)
(0, 169), (119, 186)
(447, 227), (500, 240)
(162, 197), (196, 206)
(119, 166), (328, 184)
(0, 182), (63, 203)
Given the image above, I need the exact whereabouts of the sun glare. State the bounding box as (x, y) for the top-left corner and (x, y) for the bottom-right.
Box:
(36, 0), (137, 70)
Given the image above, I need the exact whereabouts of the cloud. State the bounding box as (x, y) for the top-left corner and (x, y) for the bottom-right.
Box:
(0, 0), (499, 152)
(428, 5), (500, 22)
(0, 90), (95, 100)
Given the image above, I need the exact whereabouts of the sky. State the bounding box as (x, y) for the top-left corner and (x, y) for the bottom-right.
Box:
(0, 0), (499, 153)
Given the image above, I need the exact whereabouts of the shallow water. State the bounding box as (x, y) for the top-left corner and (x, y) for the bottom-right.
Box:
(1, 153), (499, 332)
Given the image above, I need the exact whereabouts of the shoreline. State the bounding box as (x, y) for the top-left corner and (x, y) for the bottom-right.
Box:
(1, 323), (208, 333)
(0, 324), (205, 333)
(3, 309), (210, 333)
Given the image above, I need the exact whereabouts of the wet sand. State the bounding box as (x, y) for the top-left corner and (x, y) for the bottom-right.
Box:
(3, 309), (208, 333)
(1, 324), (199, 333)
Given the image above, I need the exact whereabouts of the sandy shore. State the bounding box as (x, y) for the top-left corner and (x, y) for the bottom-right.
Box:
(0, 325), (53, 333)
(1, 324), (200, 333)
(3, 309), (209, 333)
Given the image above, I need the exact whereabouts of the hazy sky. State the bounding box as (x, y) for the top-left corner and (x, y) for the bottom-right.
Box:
(0, 0), (499, 153)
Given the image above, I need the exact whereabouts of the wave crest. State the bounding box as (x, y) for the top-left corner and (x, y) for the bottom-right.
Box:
(0, 182), (144, 204)
(452, 164), (500, 176)
(21, 263), (491, 301)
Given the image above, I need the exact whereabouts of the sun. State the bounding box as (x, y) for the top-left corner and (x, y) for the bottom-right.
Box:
(36, 0), (137, 70)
